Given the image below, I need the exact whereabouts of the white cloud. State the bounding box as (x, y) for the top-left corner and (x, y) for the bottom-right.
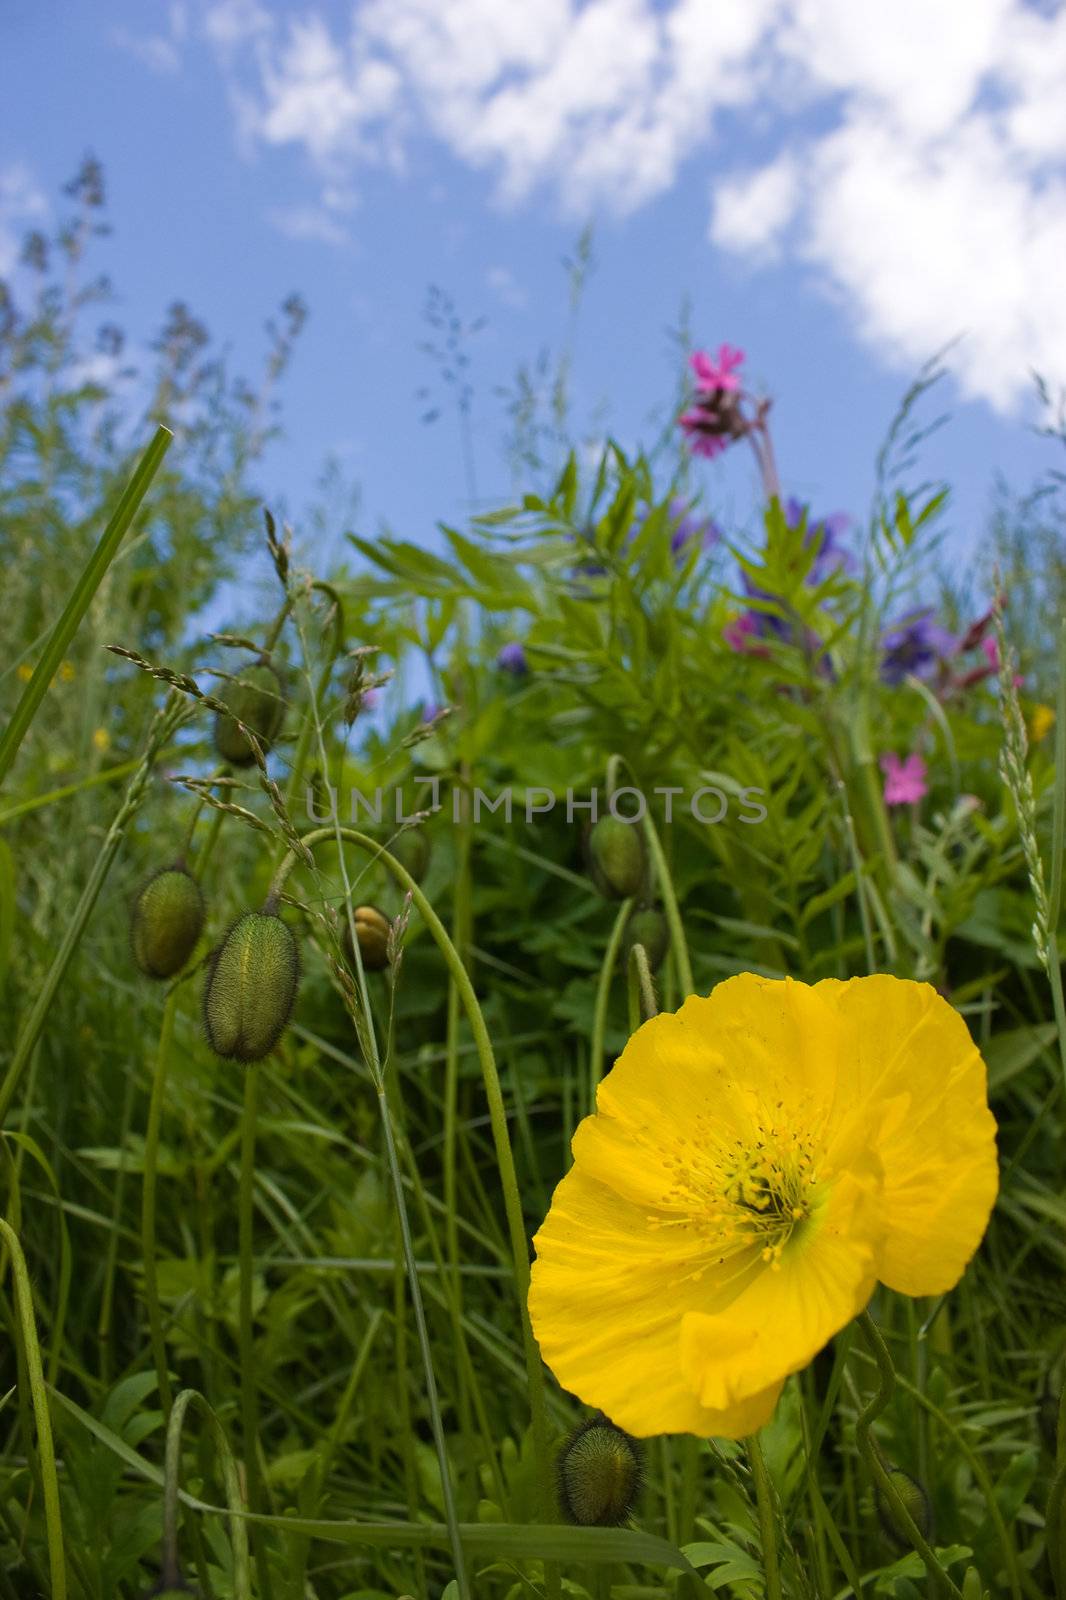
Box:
(201, 0), (1066, 411)
(0, 163), (48, 276)
(486, 265), (527, 309)
(267, 203), (352, 245)
(112, 3), (188, 74)
(711, 153), (800, 259)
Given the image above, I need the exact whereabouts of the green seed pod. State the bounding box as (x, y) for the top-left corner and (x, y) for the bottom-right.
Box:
(343, 904), (391, 972)
(586, 815), (646, 900)
(131, 865), (205, 979)
(961, 1567), (988, 1600)
(556, 1415), (644, 1527)
(213, 657), (286, 765)
(624, 905), (670, 972)
(391, 827), (431, 884)
(203, 910), (299, 1063)
(875, 1466), (932, 1548)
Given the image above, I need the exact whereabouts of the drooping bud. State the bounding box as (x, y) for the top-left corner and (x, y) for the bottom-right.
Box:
(624, 905), (669, 972)
(203, 909), (299, 1062)
(585, 815), (646, 900)
(556, 1415), (644, 1527)
(213, 657), (286, 765)
(343, 904), (392, 972)
(875, 1465), (932, 1548)
(391, 828), (431, 884)
(131, 865), (206, 979)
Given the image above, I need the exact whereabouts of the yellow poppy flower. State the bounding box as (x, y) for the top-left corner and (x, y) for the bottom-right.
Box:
(1029, 703), (1055, 744)
(528, 973), (998, 1440)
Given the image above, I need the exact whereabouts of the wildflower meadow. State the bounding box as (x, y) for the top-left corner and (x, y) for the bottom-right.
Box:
(4, 162), (1066, 1600)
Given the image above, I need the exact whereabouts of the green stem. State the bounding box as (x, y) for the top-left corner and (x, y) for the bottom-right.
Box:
(163, 1388), (251, 1600)
(0, 1219), (66, 1600)
(607, 754), (694, 994)
(269, 828), (555, 1542)
(238, 1062), (274, 1600)
(628, 942), (657, 1021)
(589, 900), (631, 1108)
(745, 1433), (782, 1600)
(143, 990), (178, 1415)
(855, 1310), (963, 1599)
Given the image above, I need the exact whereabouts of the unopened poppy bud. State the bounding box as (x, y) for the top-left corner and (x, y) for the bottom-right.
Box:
(131, 865), (205, 979)
(556, 1415), (643, 1527)
(214, 657), (286, 765)
(624, 906), (669, 972)
(391, 828), (431, 883)
(203, 910), (299, 1062)
(586, 815), (646, 900)
(875, 1465), (932, 1548)
(344, 904), (391, 972)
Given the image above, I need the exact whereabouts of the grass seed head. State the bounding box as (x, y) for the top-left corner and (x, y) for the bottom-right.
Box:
(131, 865), (206, 979)
(213, 656), (286, 765)
(586, 815), (646, 900)
(203, 909), (300, 1062)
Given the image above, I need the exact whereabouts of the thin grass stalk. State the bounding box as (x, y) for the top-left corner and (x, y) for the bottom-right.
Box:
(0, 1219), (66, 1600)
(0, 691), (192, 1127)
(238, 1062), (275, 1600)
(0, 425), (172, 788)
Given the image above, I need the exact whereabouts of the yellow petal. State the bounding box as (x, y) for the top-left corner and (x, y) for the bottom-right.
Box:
(530, 1160), (775, 1437)
(678, 1167), (880, 1415)
(814, 976), (998, 1295)
(577, 975), (845, 1209)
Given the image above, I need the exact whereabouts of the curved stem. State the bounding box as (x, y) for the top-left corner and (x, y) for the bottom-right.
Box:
(268, 828), (555, 1535)
(628, 942), (657, 1022)
(163, 1387), (251, 1600)
(281, 581), (347, 824)
(142, 791), (228, 1420)
(607, 753), (694, 996)
(589, 901), (631, 1107)
(0, 1219), (66, 1600)
(745, 1433), (782, 1600)
(855, 1310), (963, 1599)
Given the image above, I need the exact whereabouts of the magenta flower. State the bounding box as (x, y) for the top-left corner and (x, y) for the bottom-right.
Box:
(690, 344), (745, 393)
(881, 752), (928, 806)
(678, 412), (733, 459)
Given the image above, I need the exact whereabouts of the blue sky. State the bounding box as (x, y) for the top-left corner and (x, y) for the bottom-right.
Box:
(3, 0), (1065, 605)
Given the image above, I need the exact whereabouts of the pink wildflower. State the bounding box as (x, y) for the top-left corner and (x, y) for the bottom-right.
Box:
(881, 751), (928, 806)
(690, 343), (745, 392)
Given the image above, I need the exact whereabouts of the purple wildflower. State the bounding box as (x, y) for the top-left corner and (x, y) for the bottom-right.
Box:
(497, 642), (528, 675)
(880, 609), (958, 686)
(784, 497), (855, 581)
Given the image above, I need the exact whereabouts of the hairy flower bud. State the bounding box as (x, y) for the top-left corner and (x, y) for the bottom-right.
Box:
(203, 909), (299, 1062)
(343, 904), (391, 972)
(391, 827), (431, 883)
(875, 1466), (932, 1548)
(556, 1415), (643, 1527)
(213, 657), (286, 765)
(624, 905), (669, 972)
(131, 865), (205, 979)
(586, 815), (646, 900)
